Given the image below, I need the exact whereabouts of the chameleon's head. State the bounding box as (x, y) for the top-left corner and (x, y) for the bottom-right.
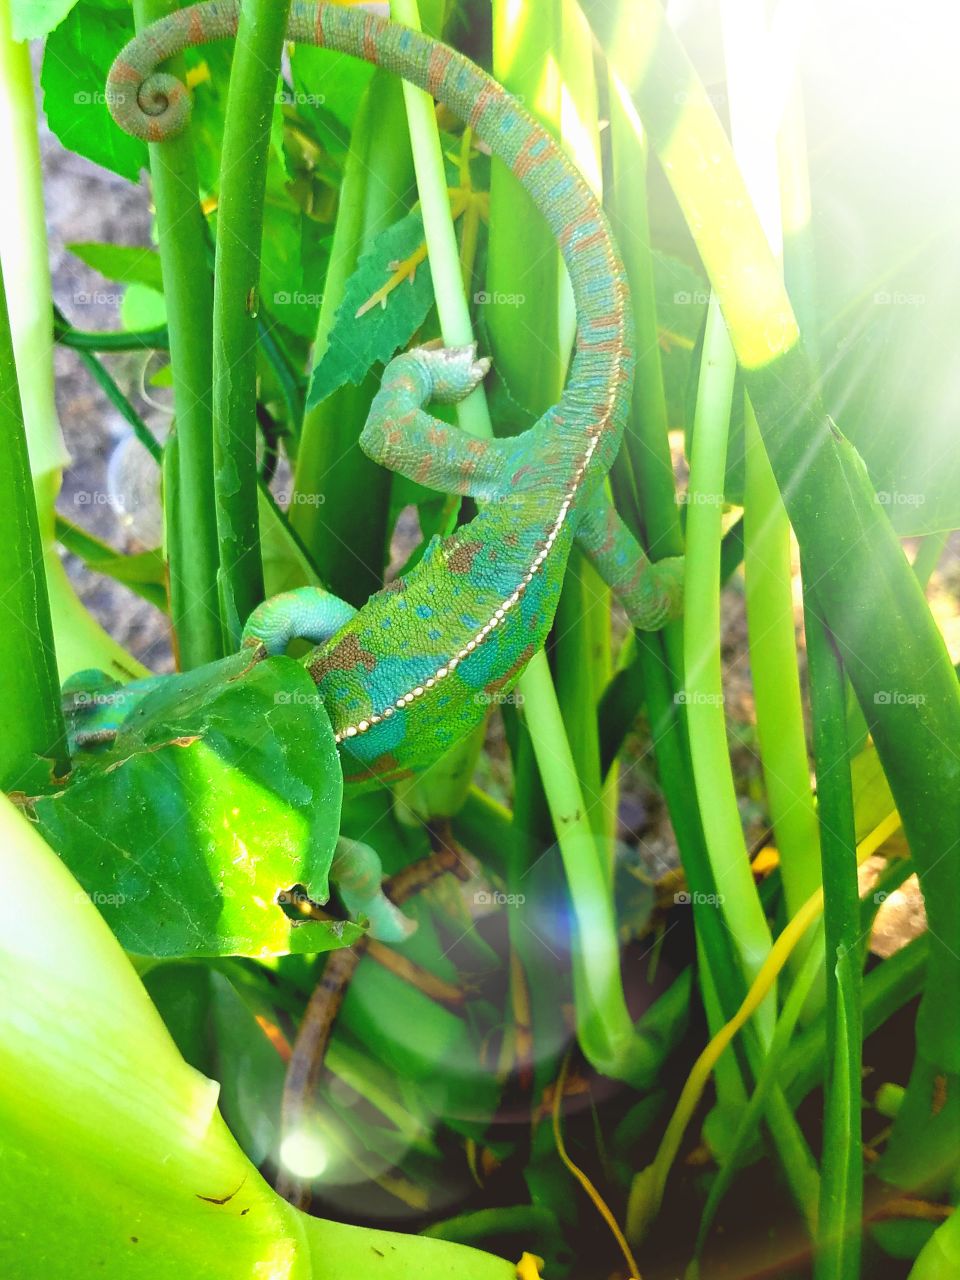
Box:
(106, 64), (192, 143)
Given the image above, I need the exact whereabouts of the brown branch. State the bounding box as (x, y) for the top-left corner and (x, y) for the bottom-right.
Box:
(275, 839), (470, 1210)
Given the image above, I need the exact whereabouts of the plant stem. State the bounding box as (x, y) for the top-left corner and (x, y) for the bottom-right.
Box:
(135, 0), (222, 668)
(290, 73), (413, 603)
(804, 598), (862, 1280)
(392, 0), (643, 1082)
(52, 306), (161, 464)
(0, 265), (67, 787)
(721, 0), (821, 927)
(683, 294), (774, 1037)
(487, 0), (562, 413)
(53, 320), (170, 352)
(554, 1), (611, 843)
(211, 0), (290, 646)
(585, 0), (960, 1189)
(0, 0), (145, 683)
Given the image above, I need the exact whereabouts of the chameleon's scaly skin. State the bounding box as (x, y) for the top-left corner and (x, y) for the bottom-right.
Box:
(331, 837), (417, 943)
(107, 2), (683, 789)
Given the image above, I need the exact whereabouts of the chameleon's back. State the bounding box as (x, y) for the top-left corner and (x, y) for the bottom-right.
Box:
(317, 489), (578, 786)
(106, 1), (635, 784)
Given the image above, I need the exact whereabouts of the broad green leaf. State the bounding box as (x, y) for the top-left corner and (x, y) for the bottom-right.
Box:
(29, 655), (351, 959)
(804, 10), (960, 535)
(0, 792), (515, 1280)
(68, 241), (164, 292)
(40, 3), (147, 182)
(307, 207), (434, 408)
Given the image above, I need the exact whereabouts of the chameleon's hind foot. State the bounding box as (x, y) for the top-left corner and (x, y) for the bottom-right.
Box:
(626, 555), (685, 631)
(576, 494), (685, 632)
(408, 341), (491, 404)
(331, 837), (417, 943)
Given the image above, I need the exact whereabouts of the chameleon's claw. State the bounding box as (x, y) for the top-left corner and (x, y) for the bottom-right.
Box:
(410, 341), (492, 403)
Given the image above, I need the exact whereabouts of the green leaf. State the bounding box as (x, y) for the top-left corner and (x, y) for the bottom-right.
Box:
(806, 50), (960, 536)
(290, 44), (375, 138)
(40, 3), (147, 182)
(0, 792), (515, 1280)
(30, 655), (352, 959)
(121, 282), (167, 330)
(56, 515), (167, 610)
(307, 208), (434, 408)
(68, 242), (164, 293)
(11, 0), (79, 40)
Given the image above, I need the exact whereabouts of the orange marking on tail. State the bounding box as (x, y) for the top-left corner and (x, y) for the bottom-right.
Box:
(468, 83), (496, 131)
(363, 10), (378, 61)
(427, 44), (453, 97)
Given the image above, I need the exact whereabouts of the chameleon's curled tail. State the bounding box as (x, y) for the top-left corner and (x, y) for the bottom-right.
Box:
(106, 0), (633, 478)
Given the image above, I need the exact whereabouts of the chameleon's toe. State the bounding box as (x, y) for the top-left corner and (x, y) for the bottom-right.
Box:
(631, 555), (685, 631)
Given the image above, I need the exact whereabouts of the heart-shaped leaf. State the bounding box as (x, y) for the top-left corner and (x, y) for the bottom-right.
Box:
(30, 656), (352, 959)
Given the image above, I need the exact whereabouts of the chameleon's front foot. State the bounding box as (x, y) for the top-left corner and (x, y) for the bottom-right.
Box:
(407, 341), (492, 403)
(241, 587), (357, 656)
(358, 343), (507, 499)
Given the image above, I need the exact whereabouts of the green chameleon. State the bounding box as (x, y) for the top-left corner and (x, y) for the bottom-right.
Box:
(82, 0), (684, 938)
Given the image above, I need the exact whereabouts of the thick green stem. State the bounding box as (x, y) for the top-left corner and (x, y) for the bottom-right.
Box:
(683, 294), (774, 1038)
(135, 0), (222, 668)
(487, 0), (562, 413)
(0, 266), (66, 787)
(721, 0), (821, 927)
(211, 0), (290, 646)
(804, 598), (862, 1280)
(0, 1), (144, 683)
(291, 74), (413, 603)
(392, 0), (642, 1082)
(584, 0), (960, 1188)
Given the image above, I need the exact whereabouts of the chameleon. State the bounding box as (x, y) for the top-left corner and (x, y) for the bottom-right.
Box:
(94, 2), (684, 932)
(106, 0), (684, 786)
